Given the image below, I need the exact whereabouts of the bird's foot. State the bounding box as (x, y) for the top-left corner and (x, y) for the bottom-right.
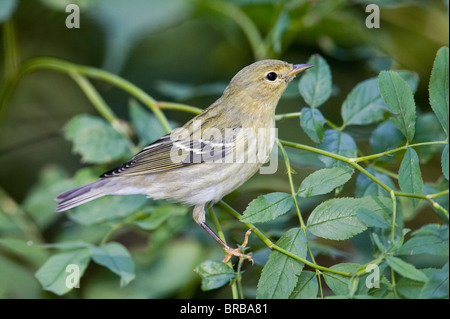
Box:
(222, 228), (254, 264)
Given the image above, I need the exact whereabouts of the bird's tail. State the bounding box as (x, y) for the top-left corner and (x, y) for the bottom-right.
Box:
(55, 179), (113, 212)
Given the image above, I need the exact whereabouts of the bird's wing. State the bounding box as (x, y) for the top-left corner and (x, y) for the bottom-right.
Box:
(100, 130), (239, 178)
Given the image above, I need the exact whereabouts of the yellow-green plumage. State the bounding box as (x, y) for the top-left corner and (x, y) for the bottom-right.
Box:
(55, 59), (312, 261)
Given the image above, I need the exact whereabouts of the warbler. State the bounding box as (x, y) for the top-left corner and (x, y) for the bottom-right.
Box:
(56, 60), (312, 262)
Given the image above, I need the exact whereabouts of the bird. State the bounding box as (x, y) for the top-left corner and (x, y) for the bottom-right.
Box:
(55, 59), (313, 262)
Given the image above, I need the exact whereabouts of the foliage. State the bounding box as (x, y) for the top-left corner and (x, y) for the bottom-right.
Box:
(0, 0), (448, 299)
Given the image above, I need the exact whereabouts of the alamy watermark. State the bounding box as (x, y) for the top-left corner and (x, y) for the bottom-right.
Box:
(65, 263), (80, 289)
(366, 4), (380, 29)
(65, 4), (80, 29)
(365, 263), (380, 289)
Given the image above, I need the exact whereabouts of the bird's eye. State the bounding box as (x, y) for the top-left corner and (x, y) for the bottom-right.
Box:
(266, 72), (277, 81)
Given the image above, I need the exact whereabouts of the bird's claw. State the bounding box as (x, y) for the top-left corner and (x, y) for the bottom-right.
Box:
(222, 228), (254, 265)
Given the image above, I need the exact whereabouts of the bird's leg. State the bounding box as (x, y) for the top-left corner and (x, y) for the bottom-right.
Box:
(193, 204), (253, 264)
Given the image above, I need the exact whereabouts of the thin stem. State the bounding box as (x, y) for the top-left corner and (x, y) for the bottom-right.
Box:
(0, 20), (19, 122)
(279, 139), (352, 163)
(16, 57), (172, 133)
(275, 112), (301, 121)
(207, 205), (239, 299)
(270, 245), (351, 277)
(394, 189), (448, 199)
(100, 223), (122, 246)
(280, 139), (393, 194)
(157, 101), (203, 115)
(2, 19), (19, 81)
(391, 268), (398, 299)
(390, 190), (397, 242)
(208, 205), (228, 245)
(236, 256), (245, 299)
(428, 200), (449, 218)
(276, 140), (303, 226)
(353, 140), (448, 163)
(69, 72), (129, 137)
(393, 190), (449, 217)
(372, 165), (399, 180)
(280, 140), (450, 218)
(326, 119), (341, 131)
(426, 189), (450, 199)
(277, 139), (325, 296)
(217, 201), (353, 277)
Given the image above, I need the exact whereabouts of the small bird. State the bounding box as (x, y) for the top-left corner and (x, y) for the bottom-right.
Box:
(56, 60), (312, 262)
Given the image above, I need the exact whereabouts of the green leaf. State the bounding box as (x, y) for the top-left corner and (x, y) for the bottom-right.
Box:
(134, 205), (188, 230)
(35, 248), (91, 295)
(129, 100), (166, 145)
(307, 197), (391, 240)
(398, 148), (423, 207)
(241, 192), (294, 223)
(429, 47), (449, 136)
(289, 271), (318, 299)
(257, 228), (307, 299)
(442, 143), (449, 180)
(356, 208), (390, 229)
(318, 130), (357, 168)
(396, 277), (425, 299)
(307, 198), (366, 240)
(369, 121), (405, 157)
(378, 71), (416, 141)
(298, 54), (332, 108)
(399, 224), (449, 256)
(323, 263), (361, 296)
(341, 71), (418, 126)
(64, 114), (132, 164)
(397, 268), (441, 299)
(386, 256), (428, 282)
(300, 107), (326, 143)
(89, 242), (135, 287)
(298, 167), (353, 198)
(194, 260), (235, 291)
(420, 262), (449, 299)
(341, 78), (387, 126)
(355, 167), (395, 198)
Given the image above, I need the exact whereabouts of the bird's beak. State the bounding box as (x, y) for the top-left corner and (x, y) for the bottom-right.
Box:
(287, 63), (313, 77)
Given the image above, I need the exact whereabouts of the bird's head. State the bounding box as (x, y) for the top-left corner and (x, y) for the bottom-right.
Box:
(223, 59), (313, 108)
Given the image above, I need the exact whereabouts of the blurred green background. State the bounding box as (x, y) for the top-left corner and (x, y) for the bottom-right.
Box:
(0, 0), (448, 298)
